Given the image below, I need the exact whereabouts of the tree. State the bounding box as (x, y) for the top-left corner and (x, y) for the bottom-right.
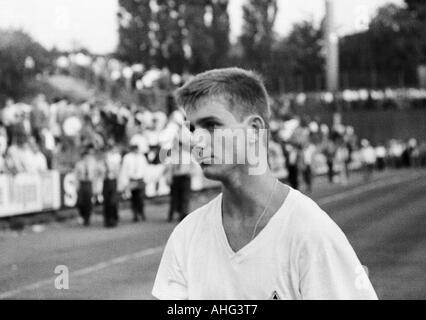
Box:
(286, 21), (324, 85)
(182, 0), (230, 72)
(405, 0), (426, 20)
(339, 3), (426, 88)
(116, 0), (230, 74)
(405, 0), (426, 64)
(240, 0), (278, 71)
(116, 0), (153, 65)
(0, 29), (50, 101)
(266, 20), (324, 92)
(208, 0), (231, 68)
(181, 0), (215, 73)
(154, 0), (187, 73)
(369, 3), (424, 85)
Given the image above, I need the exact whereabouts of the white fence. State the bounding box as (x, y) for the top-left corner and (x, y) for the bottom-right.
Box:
(0, 169), (219, 218)
(0, 171), (61, 218)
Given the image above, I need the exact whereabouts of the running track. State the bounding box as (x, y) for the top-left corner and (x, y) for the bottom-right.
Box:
(0, 169), (425, 299)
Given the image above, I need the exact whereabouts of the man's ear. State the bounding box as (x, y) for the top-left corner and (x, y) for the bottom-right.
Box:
(246, 115), (266, 131)
(245, 115), (266, 144)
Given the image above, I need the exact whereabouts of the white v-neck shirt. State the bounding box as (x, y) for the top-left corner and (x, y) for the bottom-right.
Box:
(152, 188), (378, 300)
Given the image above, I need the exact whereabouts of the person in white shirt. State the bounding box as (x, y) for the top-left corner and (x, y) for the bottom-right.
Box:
(74, 144), (98, 226)
(5, 132), (34, 174)
(0, 125), (8, 157)
(2, 99), (18, 126)
(0, 124), (7, 173)
(129, 128), (150, 155)
(165, 129), (197, 222)
(375, 144), (387, 171)
(361, 139), (377, 181)
(101, 142), (122, 228)
(302, 142), (316, 192)
(120, 143), (149, 222)
(152, 68), (378, 300)
(28, 137), (48, 173)
(335, 141), (349, 186)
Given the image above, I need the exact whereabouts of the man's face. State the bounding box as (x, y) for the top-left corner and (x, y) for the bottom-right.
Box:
(186, 97), (256, 181)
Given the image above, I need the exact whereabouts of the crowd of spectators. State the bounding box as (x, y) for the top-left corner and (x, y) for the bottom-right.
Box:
(0, 91), (424, 197)
(268, 114), (425, 192)
(0, 93), (182, 175)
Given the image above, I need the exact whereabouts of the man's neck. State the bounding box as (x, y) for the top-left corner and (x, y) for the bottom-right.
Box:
(221, 169), (279, 221)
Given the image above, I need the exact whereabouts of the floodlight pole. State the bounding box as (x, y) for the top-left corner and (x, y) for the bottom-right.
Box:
(325, 0), (341, 124)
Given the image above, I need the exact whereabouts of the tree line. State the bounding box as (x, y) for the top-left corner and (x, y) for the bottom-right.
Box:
(1, 0), (425, 103)
(116, 0), (426, 92)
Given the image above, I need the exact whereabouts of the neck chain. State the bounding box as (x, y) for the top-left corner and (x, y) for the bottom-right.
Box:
(251, 179), (278, 241)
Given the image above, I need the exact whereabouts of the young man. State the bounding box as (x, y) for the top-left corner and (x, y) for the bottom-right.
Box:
(152, 68), (378, 300)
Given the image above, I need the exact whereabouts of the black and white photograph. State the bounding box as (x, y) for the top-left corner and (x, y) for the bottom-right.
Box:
(0, 0), (425, 305)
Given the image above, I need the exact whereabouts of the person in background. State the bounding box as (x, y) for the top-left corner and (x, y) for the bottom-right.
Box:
(120, 143), (148, 222)
(30, 94), (49, 145)
(285, 143), (300, 190)
(0, 124), (6, 174)
(375, 143), (387, 171)
(0, 153), (6, 174)
(2, 99), (18, 146)
(301, 141), (316, 193)
(335, 139), (349, 186)
(28, 137), (48, 173)
(93, 148), (106, 205)
(360, 139), (376, 181)
(388, 139), (403, 168)
(323, 136), (336, 184)
(166, 129), (195, 222)
(40, 128), (55, 169)
(101, 141), (122, 228)
(5, 130), (32, 173)
(129, 122), (150, 157)
(75, 144), (97, 226)
(417, 142), (426, 167)
(0, 124), (8, 158)
(21, 109), (32, 138)
(409, 138), (421, 168)
(343, 126), (357, 179)
(401, 138), (418, 168)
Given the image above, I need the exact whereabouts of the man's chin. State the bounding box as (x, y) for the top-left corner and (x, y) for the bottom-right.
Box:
(200, 164), (219, 180)
(200, 164), (234, 181)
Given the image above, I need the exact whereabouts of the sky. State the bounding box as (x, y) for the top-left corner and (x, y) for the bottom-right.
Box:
(0, 0), (404, 54)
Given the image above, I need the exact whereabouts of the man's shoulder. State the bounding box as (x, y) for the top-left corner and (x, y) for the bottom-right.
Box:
(285, 189), (347, 244)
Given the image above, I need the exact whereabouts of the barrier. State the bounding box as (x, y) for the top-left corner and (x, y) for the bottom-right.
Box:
(0, 156), (362, 218)
(1, 151), (367, 218)
(0, 171), (61, 218)
(60, 172), (78, 208)
(59, 168), (220, 209)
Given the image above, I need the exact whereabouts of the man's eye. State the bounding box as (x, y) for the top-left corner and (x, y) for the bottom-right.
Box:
(204, 122), (219, 130)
